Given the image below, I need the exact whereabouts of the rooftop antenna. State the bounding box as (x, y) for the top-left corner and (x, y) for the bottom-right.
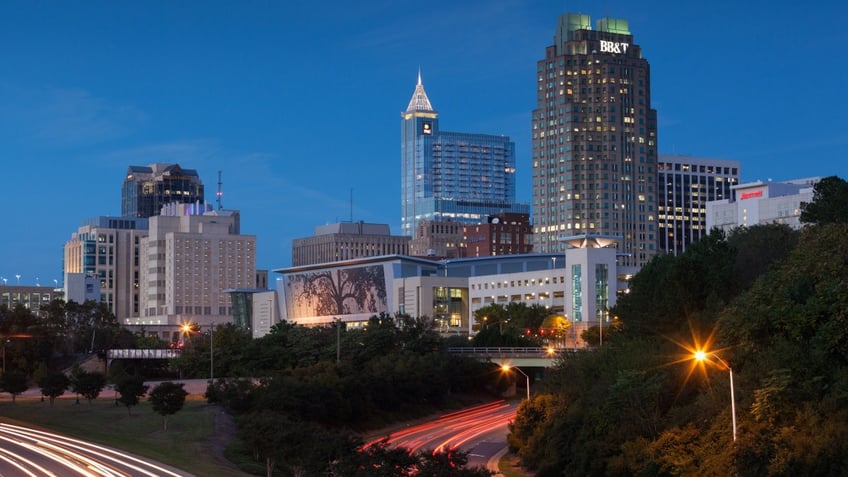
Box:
(349, 188), (353, 223)
(216, 170), (224, 210)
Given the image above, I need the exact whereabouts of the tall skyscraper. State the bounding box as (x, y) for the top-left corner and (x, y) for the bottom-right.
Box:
(121, 163), (205, 218)
(658, 155), (740, 255)
(401, 72), (529, 237)
(532, 13), (658, 268)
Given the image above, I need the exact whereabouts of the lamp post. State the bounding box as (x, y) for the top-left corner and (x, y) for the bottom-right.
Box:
(502, 364), (530, 401)
(209, 323), (214, 382)
(333, 318), (342, 364)
(2, 339), (8, 374)
(694, 350), (737, 442)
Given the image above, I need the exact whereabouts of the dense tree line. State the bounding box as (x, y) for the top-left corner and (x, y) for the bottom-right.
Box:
(200, 313), (500, 476)
(507, 176), (848, 476)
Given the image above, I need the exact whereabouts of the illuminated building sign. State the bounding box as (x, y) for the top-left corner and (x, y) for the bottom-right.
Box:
(740, 190), (764, 200)
(600, 40), (629, 54)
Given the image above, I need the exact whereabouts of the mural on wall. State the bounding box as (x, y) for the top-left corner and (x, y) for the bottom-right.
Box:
(285, 265), (388, 319)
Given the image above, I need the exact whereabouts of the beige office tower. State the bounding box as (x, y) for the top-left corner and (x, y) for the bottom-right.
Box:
(532, 13), (658, 269)
(131, 203), (256, 336)
(63, 216), (150, 323)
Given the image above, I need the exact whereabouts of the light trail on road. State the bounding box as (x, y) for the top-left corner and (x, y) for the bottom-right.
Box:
(0, 423), (191, 476)
(364, 400), (517, 455)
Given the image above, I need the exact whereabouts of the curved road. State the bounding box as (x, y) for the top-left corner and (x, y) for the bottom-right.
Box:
(364, 400), (518, 474)
(0, 422), (192, 476)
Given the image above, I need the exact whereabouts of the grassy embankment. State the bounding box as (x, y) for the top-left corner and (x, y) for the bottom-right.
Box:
(0, 393), (251, 477)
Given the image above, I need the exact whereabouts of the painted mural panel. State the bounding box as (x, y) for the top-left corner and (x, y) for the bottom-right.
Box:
(285, 265), (388, 319)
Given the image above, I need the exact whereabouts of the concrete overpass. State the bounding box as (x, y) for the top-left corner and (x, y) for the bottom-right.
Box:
(446, 347), (583, 368)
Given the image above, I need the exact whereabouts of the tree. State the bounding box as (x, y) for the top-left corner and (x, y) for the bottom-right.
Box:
(0, 369), (29, 402)
(72, 370), (107, 404)
(115, 375), (149, 415)
(38, 370), (69, 405)
(800, 175), (848, 225)
(415, 448), (494, 477)
(148, 381), (188, 430)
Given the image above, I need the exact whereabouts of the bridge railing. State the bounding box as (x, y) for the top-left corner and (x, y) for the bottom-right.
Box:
(107, 349), (181, 360)
(446, 347), (582, 356)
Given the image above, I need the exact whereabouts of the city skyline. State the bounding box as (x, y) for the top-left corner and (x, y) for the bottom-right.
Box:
(1, 1), (846, 286)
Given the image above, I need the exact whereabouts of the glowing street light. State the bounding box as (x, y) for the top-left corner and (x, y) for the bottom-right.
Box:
(694, 349), (737, 442)
(501, 364), (530, 401)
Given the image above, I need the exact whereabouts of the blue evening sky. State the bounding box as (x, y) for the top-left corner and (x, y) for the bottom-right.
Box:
(1, 1), (846, 287)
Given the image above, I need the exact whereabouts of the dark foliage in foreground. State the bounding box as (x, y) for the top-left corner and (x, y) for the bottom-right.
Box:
(508, 222), (848, 476)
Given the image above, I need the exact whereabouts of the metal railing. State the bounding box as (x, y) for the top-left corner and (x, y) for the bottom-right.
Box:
(107, 349), (181, 360)
(446, 347), (580, 356)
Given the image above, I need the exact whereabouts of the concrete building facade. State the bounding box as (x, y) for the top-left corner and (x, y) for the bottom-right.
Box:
(274, 242), (621, 348)
(707, 178), (819, 232)
(292, 222), (410, 266)
(63, 216), (149, 322)
(129, 203), (256, 339)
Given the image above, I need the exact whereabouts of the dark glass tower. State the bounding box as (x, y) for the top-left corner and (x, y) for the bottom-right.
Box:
(121, 163), (205, 218)
(532, 13), (658, 269)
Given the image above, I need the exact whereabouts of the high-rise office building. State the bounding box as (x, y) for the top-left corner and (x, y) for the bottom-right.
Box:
(63, 216), (149, 322)
(130, 203), (256, 337)
(401, 72), (529, 237)
(658, 155), (740, 255)
(532, 13), (658, 268)
(121, 163), (205, 218)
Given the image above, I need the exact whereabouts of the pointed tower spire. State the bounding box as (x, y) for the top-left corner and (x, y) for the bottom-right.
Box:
(406, 69), (434, 113)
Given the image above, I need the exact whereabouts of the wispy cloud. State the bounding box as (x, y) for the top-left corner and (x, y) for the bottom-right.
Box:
(0, 83), (147, 148)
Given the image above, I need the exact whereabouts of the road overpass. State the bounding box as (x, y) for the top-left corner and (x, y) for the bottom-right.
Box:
(446, 347), (582, 367)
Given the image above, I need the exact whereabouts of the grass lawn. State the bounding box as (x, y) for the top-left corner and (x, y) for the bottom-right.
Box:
(0, 394), (250, 476)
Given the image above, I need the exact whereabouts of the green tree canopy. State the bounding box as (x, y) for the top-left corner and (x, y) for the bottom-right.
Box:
(71, 370), (107, 404)
(115, 374), (149, 415)
(800, 175), (848, 225)
(148, 381), (188, 430)
(38, 370), (69, 405)
(0, 369), (29, 403)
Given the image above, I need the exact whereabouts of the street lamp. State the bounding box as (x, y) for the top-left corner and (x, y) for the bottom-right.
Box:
(694, 350), (737, 442)
(2, 339), (9, 373)
(501, 364), (530, 401)
(209, 323), (215, 382)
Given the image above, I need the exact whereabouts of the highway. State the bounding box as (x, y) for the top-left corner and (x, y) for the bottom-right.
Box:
(364, 400), (518, 474)
(0, 422), (192, 476)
